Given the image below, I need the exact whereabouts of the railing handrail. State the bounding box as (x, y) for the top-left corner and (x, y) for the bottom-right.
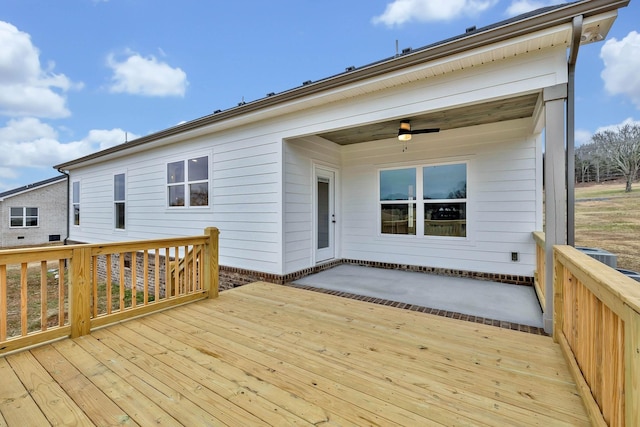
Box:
(532, 230), (545, 247)
(0, 236), (210, 263)
(553, 244), (640, 427)
(0, 246), (74, 265)
(0, 228), (219, 356)
(555, 245), (640, 315)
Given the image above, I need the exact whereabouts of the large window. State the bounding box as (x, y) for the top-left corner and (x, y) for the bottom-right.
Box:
(167, 156), (209, 207)
(114, 173), (126, 229)
(72, 181), (80, 226)
(10, 207), (38, 227)
(379, 163), (467, 238)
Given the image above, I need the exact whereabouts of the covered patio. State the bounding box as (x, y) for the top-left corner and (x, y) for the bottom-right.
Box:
(293, 264), (544, 328)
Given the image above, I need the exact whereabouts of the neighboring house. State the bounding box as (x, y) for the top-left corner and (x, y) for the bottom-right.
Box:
(0, 175), (67, 248)
(54, 1), (629, 331)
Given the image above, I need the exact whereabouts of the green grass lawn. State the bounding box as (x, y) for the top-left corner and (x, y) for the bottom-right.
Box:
(575, 181), (640, 272)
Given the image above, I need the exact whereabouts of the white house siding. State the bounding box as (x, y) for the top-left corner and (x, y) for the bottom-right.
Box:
(0, 180), (67, 248)
(283, 136), (341, 274)
(340, 118), (540, 277)
(66, 44), (565, 277)
(68, 129), (284, 274)
(274, 50), (562, 276)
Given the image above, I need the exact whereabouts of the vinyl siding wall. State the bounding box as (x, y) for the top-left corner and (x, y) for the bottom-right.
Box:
(69, 129), (283, 274)
(340, 118), (541, 276)
(284, 136), (341, 273)
(67, 46), (563, 277)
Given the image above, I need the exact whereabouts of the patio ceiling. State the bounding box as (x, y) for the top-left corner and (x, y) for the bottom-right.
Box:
(318, 92), (540, 145)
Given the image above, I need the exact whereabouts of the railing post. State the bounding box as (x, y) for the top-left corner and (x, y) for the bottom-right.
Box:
(552, 247), (564, 343)
(204, 227), (219, 299)
(532, 232), (546, 312)
(70, 246), (91, 338)
(625, 306), (640, 426)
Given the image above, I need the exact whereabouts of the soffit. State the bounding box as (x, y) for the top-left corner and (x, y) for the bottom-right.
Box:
(318, 93), (540, 145)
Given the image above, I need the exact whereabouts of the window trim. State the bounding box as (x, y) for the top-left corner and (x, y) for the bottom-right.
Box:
(166, 154), (210, 209)
(378, 161), (469, 240)
(9, 207), (39, 228)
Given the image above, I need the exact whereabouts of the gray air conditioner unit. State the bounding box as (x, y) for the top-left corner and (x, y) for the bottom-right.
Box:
(617, 268), (640, 282)
(576, 247), (617, 269)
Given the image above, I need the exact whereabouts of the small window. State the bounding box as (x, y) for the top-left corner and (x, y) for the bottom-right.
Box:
(380, 168), (416, 235)
(114, 173), (126, 229)
(10, 207), (39, 228)
(72, 181), (80, 226)
(167, 156), (209, 207)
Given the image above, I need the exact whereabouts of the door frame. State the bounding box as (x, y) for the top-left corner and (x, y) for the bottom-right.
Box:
(313, 164), (338, 264)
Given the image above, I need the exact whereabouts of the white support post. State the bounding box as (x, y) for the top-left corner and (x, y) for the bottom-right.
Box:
(543, 84), (568, 334)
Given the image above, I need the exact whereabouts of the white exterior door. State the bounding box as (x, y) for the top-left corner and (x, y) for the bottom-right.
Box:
(315, 167), (335, 263)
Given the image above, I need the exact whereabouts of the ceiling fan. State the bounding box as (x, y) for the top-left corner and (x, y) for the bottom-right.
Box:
(397, 120), (439, 141)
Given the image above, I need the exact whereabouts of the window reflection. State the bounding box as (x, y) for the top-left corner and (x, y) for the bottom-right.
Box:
(424, 203), (466, 237)
(381, 204), (416, 235)
(423, 164), (466, 199)
(167, 161), (184, 184)
(188, 156), (208, 181)
(380, 168), (415, 200)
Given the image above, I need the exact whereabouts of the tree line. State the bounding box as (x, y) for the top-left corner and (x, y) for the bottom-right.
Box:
(575, 124), (640, 192)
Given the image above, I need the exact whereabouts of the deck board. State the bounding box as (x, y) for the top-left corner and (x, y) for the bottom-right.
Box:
(0, 282), (590, 426)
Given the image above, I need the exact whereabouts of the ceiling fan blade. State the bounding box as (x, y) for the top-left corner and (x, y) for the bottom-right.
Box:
(411, 128), (440, 134)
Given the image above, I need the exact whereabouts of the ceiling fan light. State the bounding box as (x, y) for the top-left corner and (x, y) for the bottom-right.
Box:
(398, 120), (411, 141)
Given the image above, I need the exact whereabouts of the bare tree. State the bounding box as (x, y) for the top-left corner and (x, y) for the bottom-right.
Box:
(575, 145), (592, 183)
(591, 124), (640, 192)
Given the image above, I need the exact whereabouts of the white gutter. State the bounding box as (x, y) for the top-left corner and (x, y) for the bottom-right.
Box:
(567, 15), (583, 247)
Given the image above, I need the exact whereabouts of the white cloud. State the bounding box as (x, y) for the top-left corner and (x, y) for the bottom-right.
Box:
(84, 128), (139, 151)
(576, 117), (640, 146)
(575, 129), (592, 147)
(600, 31), (640, 109)
(594, 117), (640, 134)
(0, 21), (81, 118)
(107, 51), (188, 97)
(505, 0), (566, 17)
(0, 117), (138, 169)
(372, 0), (498, 27)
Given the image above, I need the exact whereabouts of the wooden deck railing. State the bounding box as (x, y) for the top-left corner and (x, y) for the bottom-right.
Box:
(554, 245), (640, 427)
(0, 227), (219, 355)
(532, 231), (546, 311)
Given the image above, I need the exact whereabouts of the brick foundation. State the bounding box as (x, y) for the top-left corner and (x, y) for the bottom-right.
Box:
(95, 251), (170, 297)
(220, 258), (533, 290)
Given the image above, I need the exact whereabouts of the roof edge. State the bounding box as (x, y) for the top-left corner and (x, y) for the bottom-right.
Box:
(54, 0), (629, 170)
(0, 175), (67, 200)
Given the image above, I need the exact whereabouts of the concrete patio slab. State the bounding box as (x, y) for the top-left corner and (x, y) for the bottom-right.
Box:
(293, 264), (543, 327)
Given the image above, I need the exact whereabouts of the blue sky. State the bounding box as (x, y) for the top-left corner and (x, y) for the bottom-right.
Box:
(1, 0), (639, 192)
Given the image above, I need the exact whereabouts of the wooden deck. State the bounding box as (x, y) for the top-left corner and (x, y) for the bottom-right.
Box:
(0, 281), (589, 426)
